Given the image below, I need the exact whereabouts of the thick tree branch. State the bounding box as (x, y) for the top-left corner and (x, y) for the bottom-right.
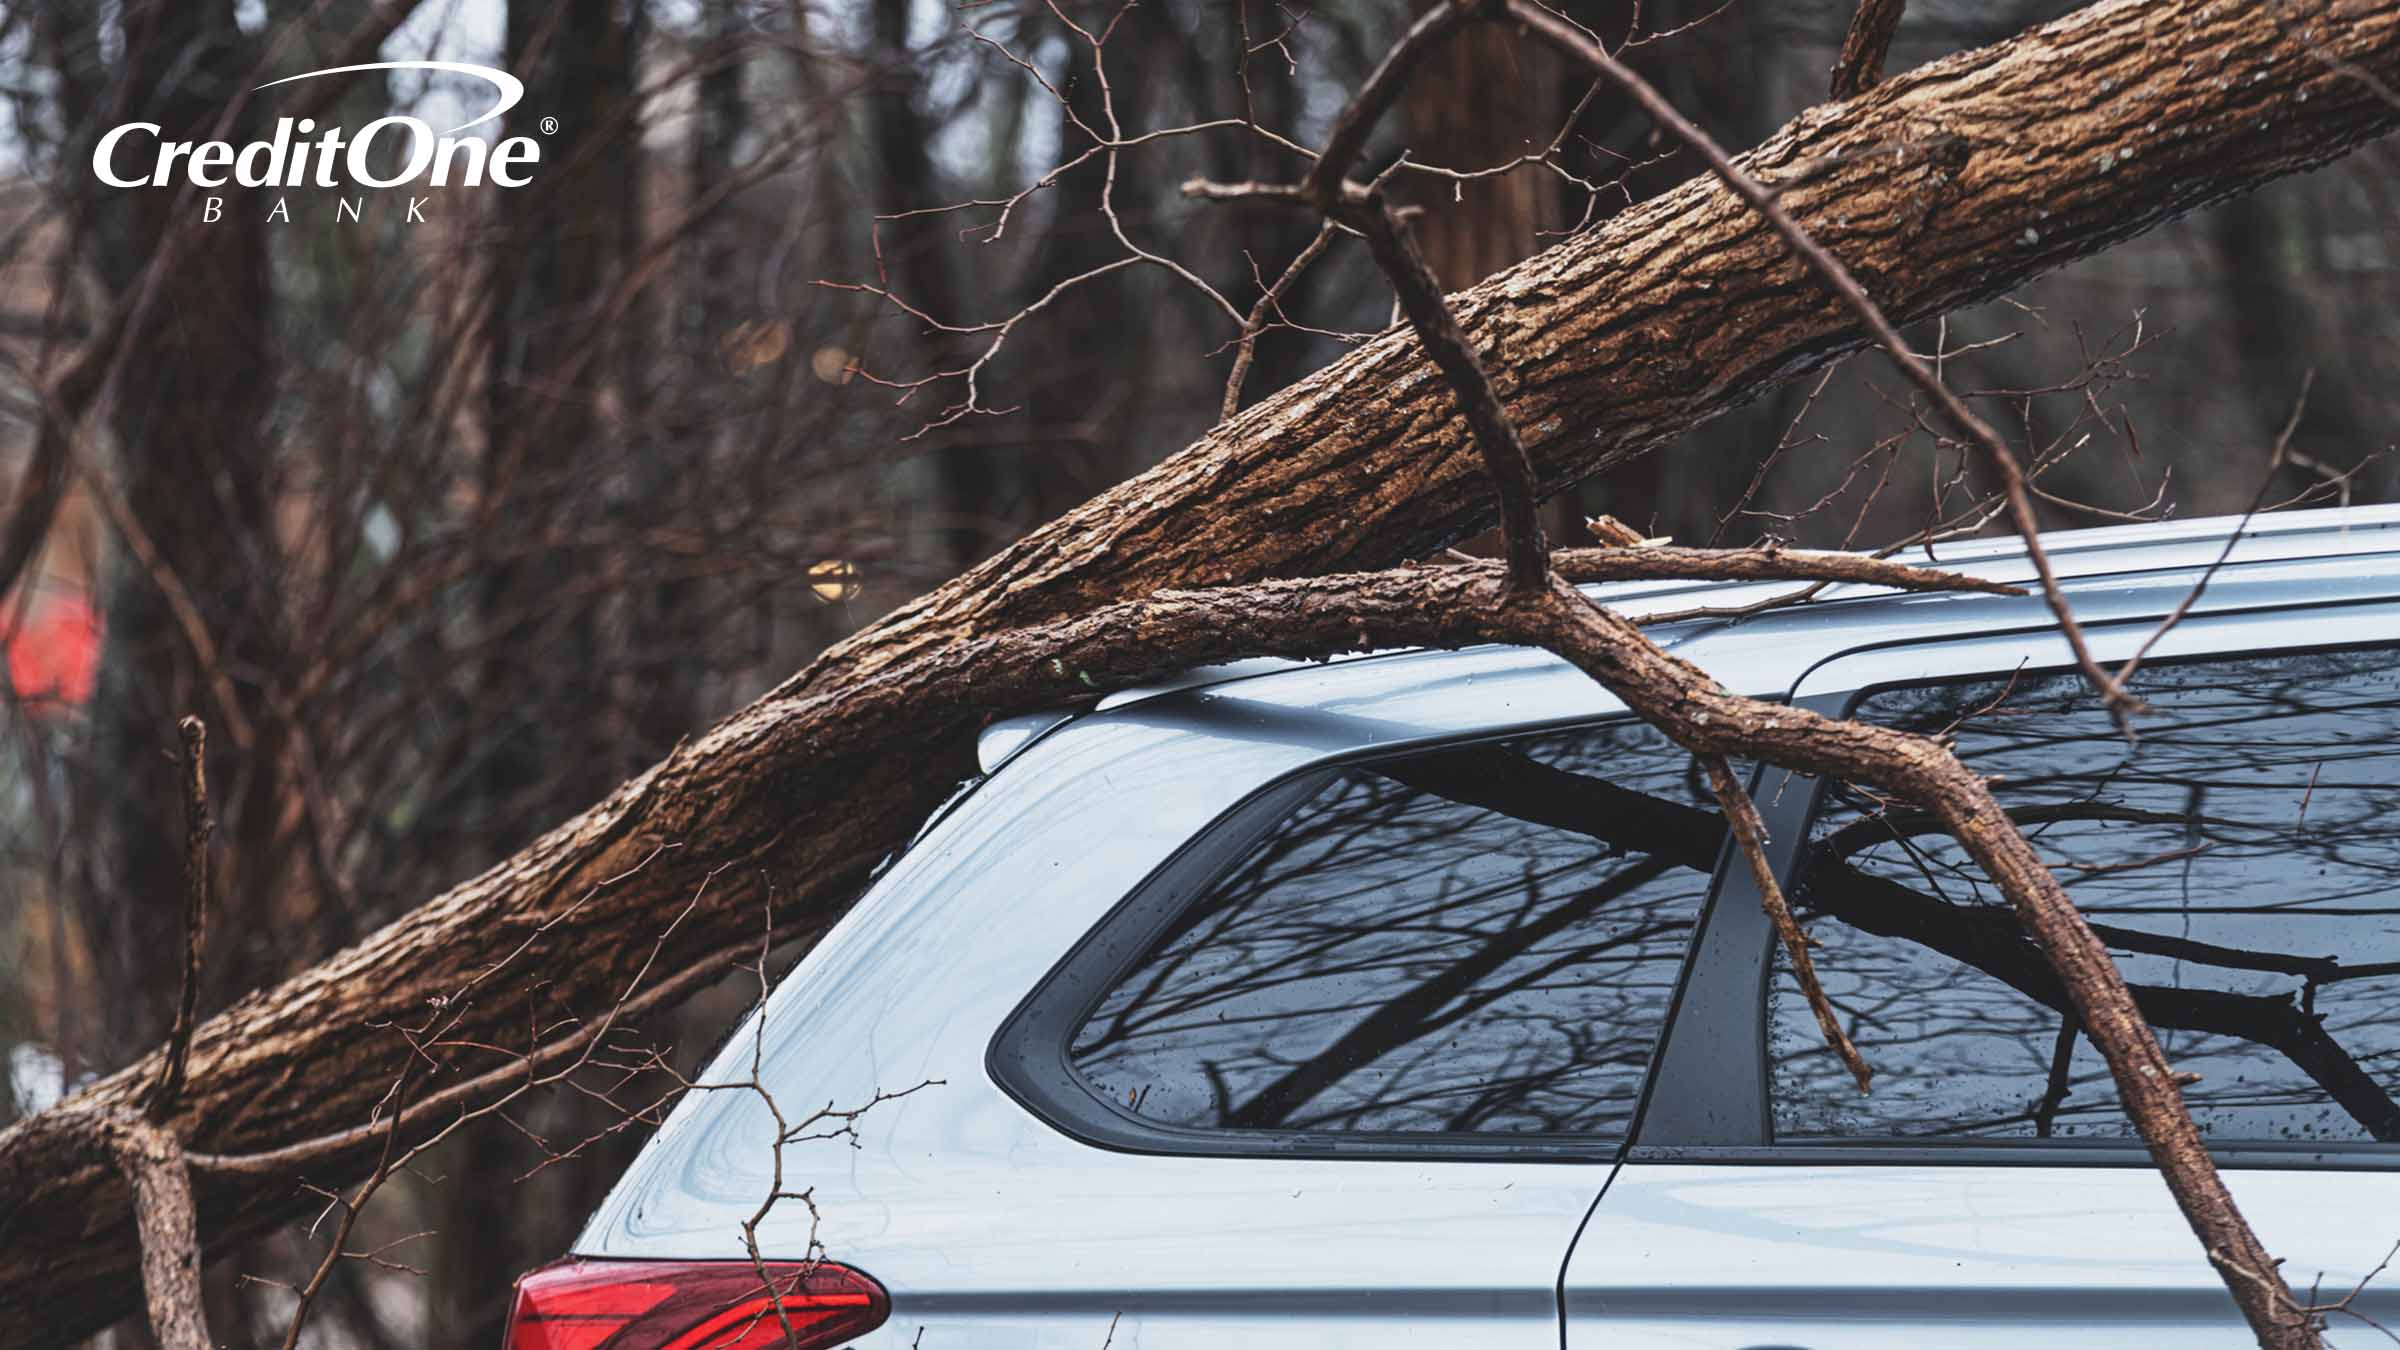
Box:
(105, 1114), (209, 1350)
(105, 1114), (208, 1350)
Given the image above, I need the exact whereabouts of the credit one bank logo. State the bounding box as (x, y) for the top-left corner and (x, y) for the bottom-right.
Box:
(91, 62), (544, 221)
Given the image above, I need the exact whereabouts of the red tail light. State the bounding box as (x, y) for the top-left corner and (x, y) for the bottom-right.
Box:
(504, 1258), (889, 1350)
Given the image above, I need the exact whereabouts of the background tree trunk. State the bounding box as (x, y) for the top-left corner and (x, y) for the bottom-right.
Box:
(441, 2), (648, 1340)
(61, 0), (282, 1080)
(1401, 0), (1565, 291)
(869, 0), (994, 571)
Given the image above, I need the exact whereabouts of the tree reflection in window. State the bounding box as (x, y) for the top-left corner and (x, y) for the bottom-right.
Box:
(1068, 723), (1719, 1136)
(1775, 646), (2400, 1145)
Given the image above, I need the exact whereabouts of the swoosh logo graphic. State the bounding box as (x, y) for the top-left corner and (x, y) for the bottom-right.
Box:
(254, 61), (525, 135)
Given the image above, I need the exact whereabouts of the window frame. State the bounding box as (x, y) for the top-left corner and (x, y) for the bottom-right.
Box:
(986, 718), (1740, 1164)
(1632, 604), (2400, 1171)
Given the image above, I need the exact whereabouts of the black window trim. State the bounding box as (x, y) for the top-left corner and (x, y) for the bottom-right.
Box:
(986, 716), (1740, 1164)
(1647, 624), (2400, 1172)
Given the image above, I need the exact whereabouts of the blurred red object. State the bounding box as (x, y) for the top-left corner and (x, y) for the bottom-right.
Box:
(5, 590), (101, 710)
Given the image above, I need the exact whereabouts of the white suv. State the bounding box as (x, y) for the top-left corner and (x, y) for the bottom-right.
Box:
(510, 508), (2400, 1348)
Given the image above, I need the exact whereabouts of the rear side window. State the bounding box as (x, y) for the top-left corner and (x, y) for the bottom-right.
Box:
(1060, 723), (1722, 1139)
(1774, 646), (2400, 1147)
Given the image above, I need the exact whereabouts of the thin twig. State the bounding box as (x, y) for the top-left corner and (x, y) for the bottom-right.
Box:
(1222, 220), (1340, 420)
(149, 717), (211, 1123)
(2114, 373), (2310, 689)
(275, 1069), (415, 1350)
(1704, 754), (1872, 1093)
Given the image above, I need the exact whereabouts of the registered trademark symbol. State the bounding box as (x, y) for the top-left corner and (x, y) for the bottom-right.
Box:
(540, 116), (559, 135)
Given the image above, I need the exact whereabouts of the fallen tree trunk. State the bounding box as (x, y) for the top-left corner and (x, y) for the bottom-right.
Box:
(5, 1), (2398, 1343)
(813, 0), (2400, 685)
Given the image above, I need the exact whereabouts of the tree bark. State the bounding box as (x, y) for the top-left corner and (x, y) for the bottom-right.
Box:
(108, 1114), (212, 1350)
(3, 2), (2398, 1344)
(1832, 0), (1909, 99)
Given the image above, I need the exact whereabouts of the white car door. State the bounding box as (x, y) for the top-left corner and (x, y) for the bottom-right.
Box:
(1563, 600), (2400, 1347)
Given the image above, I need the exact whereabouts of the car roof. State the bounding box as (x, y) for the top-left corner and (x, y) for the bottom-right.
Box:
(979, 504), (2400, 771)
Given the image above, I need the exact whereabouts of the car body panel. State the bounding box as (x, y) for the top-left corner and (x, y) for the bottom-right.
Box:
(584, 662), (1657, 1347)
(579, 506), (2400, 1347)
(1560, 1163), (2400, 1347)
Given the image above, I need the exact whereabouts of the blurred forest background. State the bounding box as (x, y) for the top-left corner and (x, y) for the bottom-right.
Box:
(0, 0), (2392, 1343)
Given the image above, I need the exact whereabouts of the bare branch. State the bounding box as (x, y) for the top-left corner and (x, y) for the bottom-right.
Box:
(149, 716), (211, 1123)
(1549, 542), (2021, 597)
(1705, 754), (1872, 1094)
(107, 1114), (210, 1350)
(1831, 0), (1908, 99)
(1222, 220), (1341, 421)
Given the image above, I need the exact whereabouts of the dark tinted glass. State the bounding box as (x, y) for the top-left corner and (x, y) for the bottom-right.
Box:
(1067, 723), (1721, 1135)
(1774, 646), (2400, 1145)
